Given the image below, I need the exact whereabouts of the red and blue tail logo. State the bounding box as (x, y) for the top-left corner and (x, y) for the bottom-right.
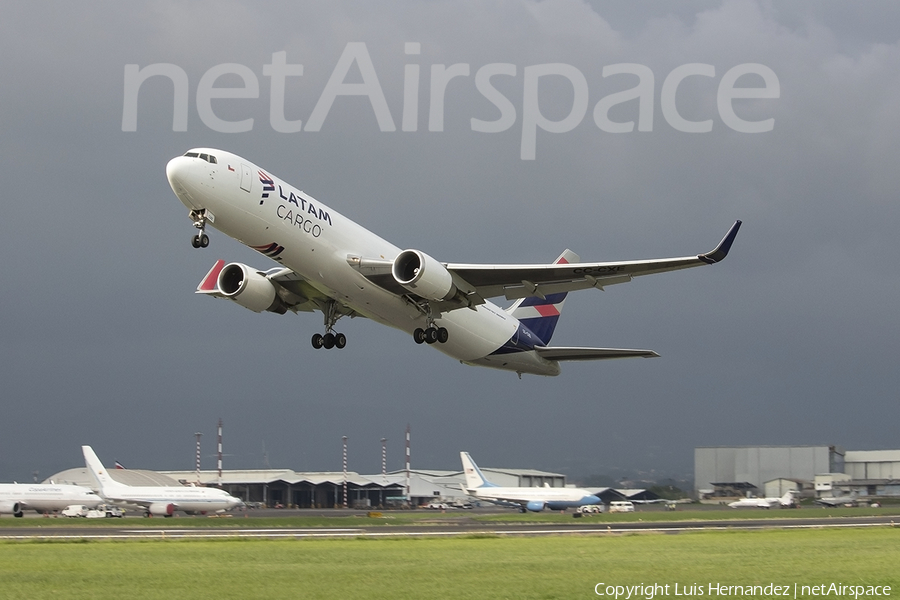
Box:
(506, 250), (577, 346)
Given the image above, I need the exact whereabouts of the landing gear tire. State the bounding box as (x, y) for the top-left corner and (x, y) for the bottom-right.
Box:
(191, 233), (210, 248)
(322, 332), (335, 349)
(334, 333), (347, 349)
(413, 328), (426, 344)
(424, 327), (438, 344)
(436, 327), (449, 344)
(311, 333), (324, 349)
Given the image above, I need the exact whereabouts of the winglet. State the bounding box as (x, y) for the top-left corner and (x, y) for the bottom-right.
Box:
(196, 259), (225, 293)
(698, 220), (742, 264)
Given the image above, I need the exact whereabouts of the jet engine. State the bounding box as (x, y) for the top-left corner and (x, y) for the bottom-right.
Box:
(217, 263), (286, 314)
(147, 502), (175, 517)
(392, 250), (457, 301)
(0, 500), (21, 515)
(525, 500), (546, 512)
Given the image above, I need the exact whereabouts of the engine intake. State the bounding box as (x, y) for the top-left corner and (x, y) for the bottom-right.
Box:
(392, 250), (456, 301)
(0, 500), (21, 515)
(217, 263), (286, 314)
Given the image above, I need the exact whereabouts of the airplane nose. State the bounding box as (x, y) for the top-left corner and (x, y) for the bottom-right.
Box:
(166, 156), (190, 189)
(166, 156), (201, 209)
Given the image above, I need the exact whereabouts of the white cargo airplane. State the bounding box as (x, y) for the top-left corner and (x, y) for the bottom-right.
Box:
(460, 451), (600, 512)
(727, 491), (797, 509)
(82, 446), (243, 517)
(166, 149), (741, 376)
(0, 482), (103, 517)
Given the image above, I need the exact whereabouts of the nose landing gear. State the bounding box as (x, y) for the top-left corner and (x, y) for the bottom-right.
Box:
(189, 209), (210, 248)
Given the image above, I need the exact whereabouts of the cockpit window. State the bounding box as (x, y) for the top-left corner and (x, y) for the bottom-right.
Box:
(183, 151), (217, 164)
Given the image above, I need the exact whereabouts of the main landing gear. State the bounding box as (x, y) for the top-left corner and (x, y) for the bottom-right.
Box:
(311, 300), (347, 350)
(311, 331), (346, 350)
(189, 209), (210, 248)
(411, 301), (449, 345)
(413, 326), (449, 345)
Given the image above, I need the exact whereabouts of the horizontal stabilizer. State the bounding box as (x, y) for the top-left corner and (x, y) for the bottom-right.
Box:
(534, 346), (659, 361)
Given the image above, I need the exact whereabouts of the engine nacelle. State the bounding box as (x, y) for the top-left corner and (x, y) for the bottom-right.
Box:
(525, 500), (546, 512)
(217, 263), (286, 313)
(0, 500), (21, 515)
(392, 250), (457, 301)
(148, 502), (175, 517)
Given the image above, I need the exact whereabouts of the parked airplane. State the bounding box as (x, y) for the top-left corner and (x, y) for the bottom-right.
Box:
(728, 491), (797, 509)
(815, 491), (860, 507)
(0, 482), (102, 517)
(166, 149), (740, 376)
(82, 446), (243, 517)
(460, 451), (600, 512)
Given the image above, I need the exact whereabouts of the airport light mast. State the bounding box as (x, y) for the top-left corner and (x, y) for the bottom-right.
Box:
(405, 424), (411, 506)
(381, 438), (387, 485)
(194, 432), (202, 485)
(342, 436), (348, 509)
(217, 418), (223, 486)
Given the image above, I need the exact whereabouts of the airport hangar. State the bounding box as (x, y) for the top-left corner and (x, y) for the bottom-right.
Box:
(48, 465), (650, 509)
(695, 446), (900, 501)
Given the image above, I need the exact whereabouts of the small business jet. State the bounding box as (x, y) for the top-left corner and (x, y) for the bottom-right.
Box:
(460, 451), (600, 512)
(728, 491), (797, 509)
(166, 149), (740, 376)
(82, 446), (243, 517)
(815, 491), (860, 507)
(0, 482), (103, 517)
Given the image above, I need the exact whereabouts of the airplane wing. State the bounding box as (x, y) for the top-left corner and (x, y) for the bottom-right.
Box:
(448, 220), (741, 301)
(352, 221), (741, 306)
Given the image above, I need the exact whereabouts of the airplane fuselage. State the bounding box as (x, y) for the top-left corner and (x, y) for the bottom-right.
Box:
(0, 483), (103, 515)
(468, 485), (600, 512)
(167, 149), (560, 375)
(103, 486), (240, 514)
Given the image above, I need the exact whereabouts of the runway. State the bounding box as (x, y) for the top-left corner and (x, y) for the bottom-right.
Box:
(2, 513), (897, 540)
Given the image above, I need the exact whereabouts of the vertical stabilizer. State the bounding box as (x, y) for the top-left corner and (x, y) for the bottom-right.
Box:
(460, 452), (497, 489)
(506, 249), (579, 345)
(82, 446), (128, 495)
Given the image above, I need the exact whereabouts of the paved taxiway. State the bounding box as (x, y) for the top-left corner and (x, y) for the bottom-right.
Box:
(2, 512), (898, 540)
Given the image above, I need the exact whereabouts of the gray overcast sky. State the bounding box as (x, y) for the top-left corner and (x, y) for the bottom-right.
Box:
(1, 1), (898, 483)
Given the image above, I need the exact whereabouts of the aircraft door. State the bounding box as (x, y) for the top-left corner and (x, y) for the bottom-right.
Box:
(240, 164), (252, 192)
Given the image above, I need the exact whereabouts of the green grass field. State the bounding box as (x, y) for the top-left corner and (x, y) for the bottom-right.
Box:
(0, 527), (897, 599)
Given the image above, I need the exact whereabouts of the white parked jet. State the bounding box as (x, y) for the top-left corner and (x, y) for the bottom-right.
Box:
(815, 491), (860, 507)
(460, 451), (600, 512)
(0, 483), (102, 517)
(82, 446), (243, 517)
(166, 149), (740, 376)
(727, 491), (797, 509)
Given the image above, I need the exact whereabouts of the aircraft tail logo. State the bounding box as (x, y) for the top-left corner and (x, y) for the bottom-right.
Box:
(506, 250), (578, 345)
